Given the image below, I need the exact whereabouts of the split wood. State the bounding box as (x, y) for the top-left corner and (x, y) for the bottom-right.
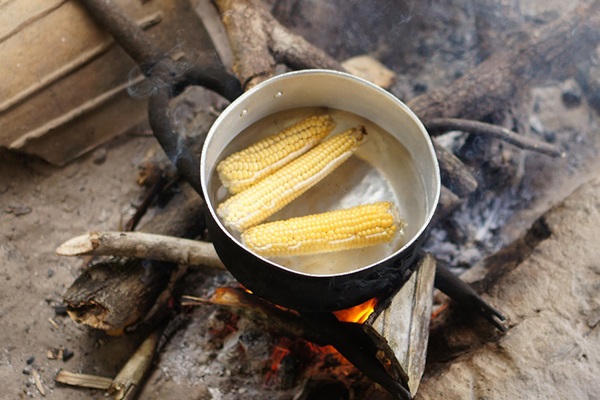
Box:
(55, 371), (113, 390)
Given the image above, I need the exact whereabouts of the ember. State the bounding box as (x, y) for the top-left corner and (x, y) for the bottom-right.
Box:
(264, 337), (292, 386)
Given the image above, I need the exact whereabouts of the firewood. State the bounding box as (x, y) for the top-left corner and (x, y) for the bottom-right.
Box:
(433, 140), (478, 197)
(364, 254), (437, 396)
(213, 0), (342, 90)
(57, 231), (224, 270)
(432, 186), (462, 226)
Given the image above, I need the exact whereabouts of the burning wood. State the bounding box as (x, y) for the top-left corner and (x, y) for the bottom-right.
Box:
(182, 288), (326, 344)
(181, 255), (436, 399)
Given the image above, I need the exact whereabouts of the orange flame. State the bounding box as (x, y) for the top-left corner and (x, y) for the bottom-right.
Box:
(333, 298), (378, 323)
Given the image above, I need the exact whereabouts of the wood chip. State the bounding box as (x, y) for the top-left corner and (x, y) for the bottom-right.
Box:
(32, 369), (45, 396)
(341, 55), (396, 89)
(55, 370), (113, 390)
(48, 317), (60, 329)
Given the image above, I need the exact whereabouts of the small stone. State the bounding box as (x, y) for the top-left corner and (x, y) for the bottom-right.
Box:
(46, 269), (55, 278)
(26, 356), (35, 365)
(53, 304), (68, 316)
(92, 147), (108, 164)
(413, 82), (428, 95)
(561, 80), (582, 108)
(6, 205), (32, 216)
(62, 348), (74, 362)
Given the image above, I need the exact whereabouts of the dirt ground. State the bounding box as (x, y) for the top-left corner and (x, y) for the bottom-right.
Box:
(0, 134), (160, 399)
(2, 1), (600, 399)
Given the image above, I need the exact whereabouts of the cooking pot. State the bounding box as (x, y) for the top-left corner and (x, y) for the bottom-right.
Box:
(200, 70), (440, 312)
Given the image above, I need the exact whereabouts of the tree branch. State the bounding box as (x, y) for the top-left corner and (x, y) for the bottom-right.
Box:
(426, 118), (565, 158)
(57, 231), (224, 270)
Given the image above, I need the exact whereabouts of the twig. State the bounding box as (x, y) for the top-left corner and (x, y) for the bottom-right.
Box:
(182, 288), (324, 344)
(123, 174), (170, 232)
(55, 371), (113, 390)
(57, 231), (224, 270)
(425, 118), (565, 158)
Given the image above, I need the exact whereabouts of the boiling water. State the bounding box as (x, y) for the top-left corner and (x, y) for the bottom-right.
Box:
(209, 107), (428, 275)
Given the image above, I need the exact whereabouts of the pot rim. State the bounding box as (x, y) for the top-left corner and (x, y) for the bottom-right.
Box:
(200, 69), (440, 278)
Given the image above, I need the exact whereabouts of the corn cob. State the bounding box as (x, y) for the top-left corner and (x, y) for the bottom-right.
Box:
(217, 115), (336, 194)
(217, 126), (368, 232)
(241, 202), (403, 257)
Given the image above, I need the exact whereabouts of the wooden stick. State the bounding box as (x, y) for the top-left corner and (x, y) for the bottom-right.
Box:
(57, 231), (224, 270)
(432, 186), (462, 226)
(55, 371), (113, 390)
(425, 118), (565, 158)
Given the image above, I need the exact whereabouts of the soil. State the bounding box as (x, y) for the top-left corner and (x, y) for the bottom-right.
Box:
(1, 1), (600, 399)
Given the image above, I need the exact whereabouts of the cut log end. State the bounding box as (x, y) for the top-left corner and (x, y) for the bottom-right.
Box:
(56, 232), (100, 256)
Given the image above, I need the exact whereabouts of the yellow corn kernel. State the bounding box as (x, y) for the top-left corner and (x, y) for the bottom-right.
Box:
(217, 126), (368, 232)
(217, 115), (336, 194)
(241, 202), (403, 257)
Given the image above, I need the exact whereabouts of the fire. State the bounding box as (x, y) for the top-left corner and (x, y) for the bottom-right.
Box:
(332, 298), (378, 324)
